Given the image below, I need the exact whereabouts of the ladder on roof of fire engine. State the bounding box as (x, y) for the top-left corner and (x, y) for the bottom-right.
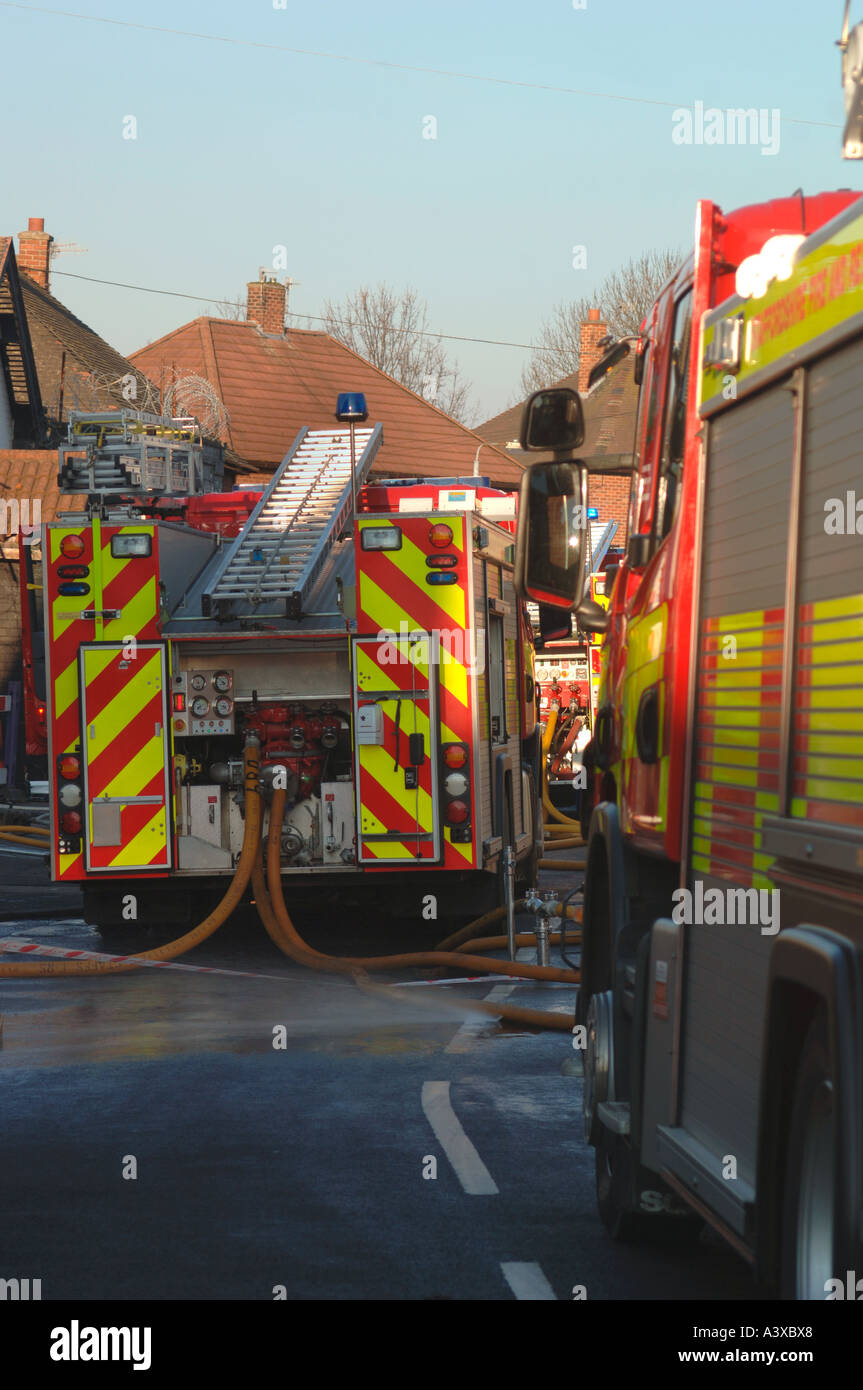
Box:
(588, 520), (618, 574)
(201, 424), (383, 617)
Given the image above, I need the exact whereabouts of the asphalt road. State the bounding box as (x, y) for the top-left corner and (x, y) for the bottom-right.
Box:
(0, 847), (759, 1302)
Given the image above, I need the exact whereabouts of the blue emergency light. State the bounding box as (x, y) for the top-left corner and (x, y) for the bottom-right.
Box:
(336, 393), (368, 421)
(588, 507), (599, 519)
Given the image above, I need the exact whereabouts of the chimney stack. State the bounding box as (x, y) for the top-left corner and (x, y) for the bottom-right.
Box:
(246, 272), (287, 335)
(577, 307), (607, 393)
(18, 217), (53, 291)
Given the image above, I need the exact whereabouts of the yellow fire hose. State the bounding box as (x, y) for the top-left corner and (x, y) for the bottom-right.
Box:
(264, 789), (577, 985)
(539, 705), (586, 838)
(256, 789), (579, 1033)
(0, 739), (264, 978)
(0, 742), (580, 1032)
(0, 822), (51, 845)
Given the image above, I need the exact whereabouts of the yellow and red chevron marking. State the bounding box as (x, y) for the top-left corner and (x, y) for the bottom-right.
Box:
(45, 522), (162, 880)
(46, 526), (96, 881)
(81, 645), (170, 871)
(791, 592), (863, 829)
(355, 639), (436, 863)
(692, 608), (782, 890)
(355, 515), (475, 870)
(98, 525), (160, 644)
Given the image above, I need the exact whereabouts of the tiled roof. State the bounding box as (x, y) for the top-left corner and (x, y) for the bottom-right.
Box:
(129, 319), (524, 487)
(0, 449), (85, 544)
(18, 272), (158, 426)
(476, 359), (638, 470)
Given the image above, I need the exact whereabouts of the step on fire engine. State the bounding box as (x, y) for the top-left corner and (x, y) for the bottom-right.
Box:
(42, 404), (540, 929)
(516, 174), (863, 1293)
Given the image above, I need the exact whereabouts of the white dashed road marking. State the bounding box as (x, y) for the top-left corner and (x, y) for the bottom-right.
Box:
(421, 1080), (499, 1195)
(500, 1262), (557, 1300)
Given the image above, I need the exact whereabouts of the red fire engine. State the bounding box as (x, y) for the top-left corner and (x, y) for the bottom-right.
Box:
(40, 409), (541, 929)
(516, 183), (863, 1294)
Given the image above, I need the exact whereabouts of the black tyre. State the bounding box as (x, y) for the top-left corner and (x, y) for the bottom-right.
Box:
(780, 1008), (837, 1300)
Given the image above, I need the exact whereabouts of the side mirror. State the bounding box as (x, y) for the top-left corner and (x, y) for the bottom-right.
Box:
(587, 341), (630, 391)
(634, 340), (647, 386)
(601, 563), (619, 599)
(514, 459), (589, 610)
(520, 387), (585, 453)
(575, 598), (610, 636)
(627, 531), (652, 569)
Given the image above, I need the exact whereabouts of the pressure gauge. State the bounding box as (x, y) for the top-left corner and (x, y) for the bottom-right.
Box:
(190, 673), (207, 692)
(213, 670), (232, 693)
(214, 697), (233, 718)
(191, 697), (209, 718)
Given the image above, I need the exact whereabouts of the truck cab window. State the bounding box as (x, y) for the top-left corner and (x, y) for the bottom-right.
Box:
(655, 290), (693, 544)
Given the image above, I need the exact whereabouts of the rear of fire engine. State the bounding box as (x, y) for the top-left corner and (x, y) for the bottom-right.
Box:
(43, 410), (540, 932)
(517, 188), (863, 1295)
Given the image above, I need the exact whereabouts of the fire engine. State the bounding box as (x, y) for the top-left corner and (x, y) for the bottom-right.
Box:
(516, 180), (863, 1296)
(533, 548), (618, 835)
(41, 403), (541, 930)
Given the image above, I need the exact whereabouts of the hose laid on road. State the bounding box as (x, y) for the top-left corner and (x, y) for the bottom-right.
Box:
(0, 823), (49, 836)
(256, 789), (579, 1035)
(538, 858), (585, 871)
(253, 854), (576, 1034)
(0, 739), (264, 978)
(0, 831), (51, 849)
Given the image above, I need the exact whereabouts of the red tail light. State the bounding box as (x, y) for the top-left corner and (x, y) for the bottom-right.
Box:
(60, 535), (85, 559)
(60, 811), (82, 835)
(445, 800), (468, 824)
(428, 523), (453, 549)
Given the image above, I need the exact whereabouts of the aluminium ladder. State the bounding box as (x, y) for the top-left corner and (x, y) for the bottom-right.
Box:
(201, 424), (383, 617)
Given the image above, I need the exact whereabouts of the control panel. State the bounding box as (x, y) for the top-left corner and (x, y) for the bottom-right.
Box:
(172, 669), (235, 737)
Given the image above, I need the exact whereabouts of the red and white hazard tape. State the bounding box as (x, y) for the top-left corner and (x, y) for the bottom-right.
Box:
(0, 938), (294, 983)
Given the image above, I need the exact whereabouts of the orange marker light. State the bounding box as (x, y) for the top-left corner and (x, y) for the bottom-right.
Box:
(60, 535), (85, 559)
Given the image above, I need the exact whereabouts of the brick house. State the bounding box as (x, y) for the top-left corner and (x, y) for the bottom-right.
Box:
(475, 308), (637, 545)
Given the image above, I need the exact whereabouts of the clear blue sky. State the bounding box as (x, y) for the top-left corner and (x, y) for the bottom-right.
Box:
(2, 0), (861, 423)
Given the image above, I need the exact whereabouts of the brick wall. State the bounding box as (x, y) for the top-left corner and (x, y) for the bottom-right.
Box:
(578, 308), (608, 393)
(588, 471), (630, 544)
(246, 276), (286, 335)
(17, 217), (52, 291)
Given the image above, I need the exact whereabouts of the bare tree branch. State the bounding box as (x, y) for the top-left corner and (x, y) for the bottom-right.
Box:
(322, 284), (476, 424)
(207, 293), (247, 321)
(520, 248), (681, 394)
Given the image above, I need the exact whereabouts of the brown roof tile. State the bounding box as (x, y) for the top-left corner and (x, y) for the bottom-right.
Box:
(19, 273), (159, 426)
(0, 448), (85, 542)
(130, 319), (524, 487)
